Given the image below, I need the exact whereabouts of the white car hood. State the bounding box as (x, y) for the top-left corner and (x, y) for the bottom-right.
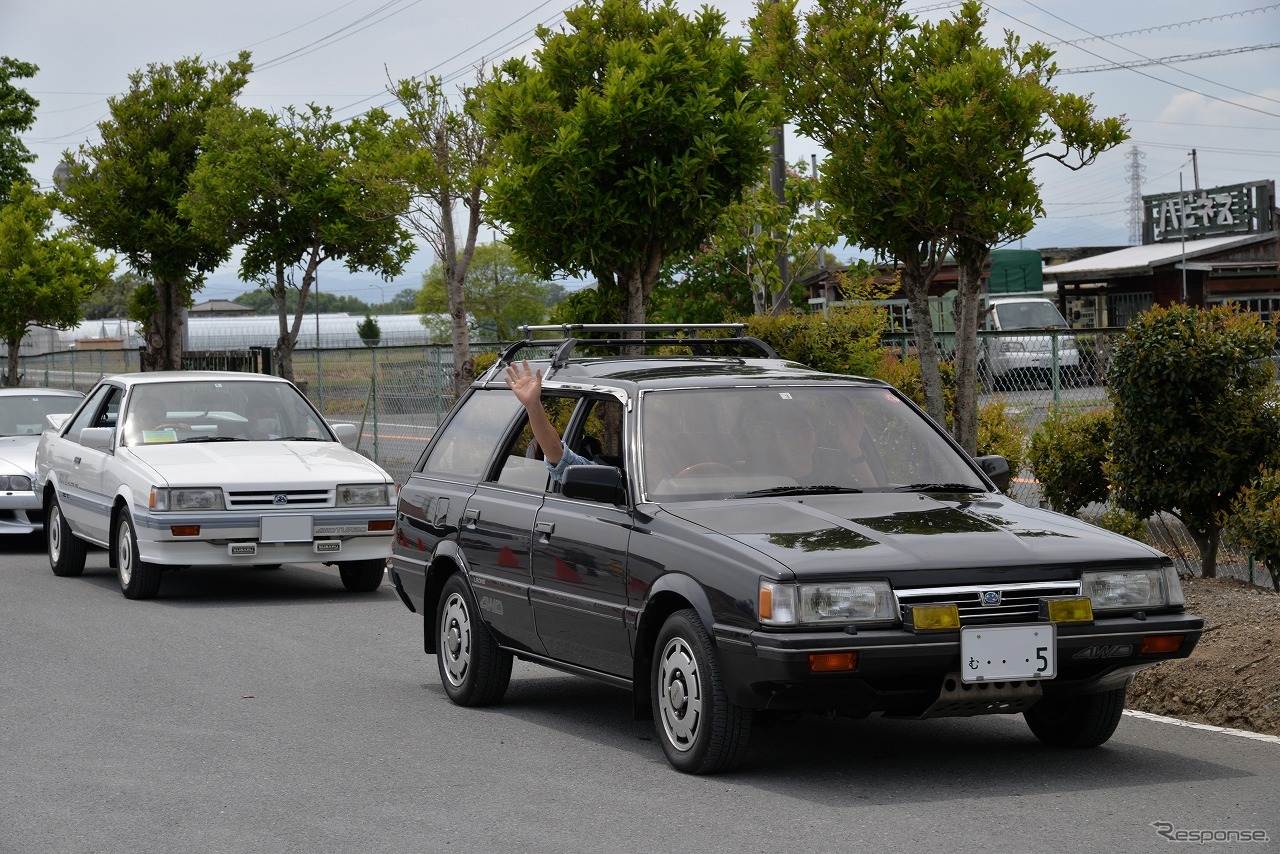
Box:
(126, 441), (390, 488)
(0, 435), (40, 476)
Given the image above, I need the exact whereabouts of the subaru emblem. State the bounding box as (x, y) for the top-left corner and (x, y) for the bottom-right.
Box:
(981, 590), (1002, 606)
(273, 494), (288, 505)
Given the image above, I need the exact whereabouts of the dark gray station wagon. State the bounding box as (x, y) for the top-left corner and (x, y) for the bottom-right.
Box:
(388, 325), (1202, 773)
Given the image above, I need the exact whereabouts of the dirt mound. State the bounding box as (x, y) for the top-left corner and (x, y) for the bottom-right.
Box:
(1127, 576), (1280, 737)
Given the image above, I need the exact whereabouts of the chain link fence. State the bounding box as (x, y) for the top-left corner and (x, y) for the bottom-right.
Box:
(15, 334), (1272, 587)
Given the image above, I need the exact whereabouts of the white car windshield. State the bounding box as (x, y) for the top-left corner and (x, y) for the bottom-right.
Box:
(122, 380), (331, 446)
(639, 385), (986, 501)
(0, 395), (81, 436)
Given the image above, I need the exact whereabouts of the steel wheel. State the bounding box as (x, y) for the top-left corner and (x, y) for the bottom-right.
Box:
(435, 574), (511, 706)
(116, 513), (161, 600)
(47, 495), (87, 578)
(657, 635), (703, 753)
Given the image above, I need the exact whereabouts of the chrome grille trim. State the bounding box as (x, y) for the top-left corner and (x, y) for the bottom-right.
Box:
(895, 581), (1081, 626)
(225, 489), (333, 508)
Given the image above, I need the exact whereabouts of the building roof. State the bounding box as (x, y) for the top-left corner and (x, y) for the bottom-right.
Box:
(190, 299), (254, 314)
(1043, 233), (1276, 282)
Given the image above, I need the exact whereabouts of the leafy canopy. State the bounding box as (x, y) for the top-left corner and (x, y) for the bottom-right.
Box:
(0, 57), (39, 204)
(416, 242), (559, 341)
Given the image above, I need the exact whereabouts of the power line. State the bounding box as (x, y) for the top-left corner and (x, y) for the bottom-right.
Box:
(1059, 43), (1280, 75)
(1044, 4), (1280, 47)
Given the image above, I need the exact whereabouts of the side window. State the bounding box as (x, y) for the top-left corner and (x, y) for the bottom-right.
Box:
(572, 397), (625, 468)
(63, 385), (113, 443)
(96, 387), (123, 429)
(422, 391), (521, 481)
(492, 393), (581, 492)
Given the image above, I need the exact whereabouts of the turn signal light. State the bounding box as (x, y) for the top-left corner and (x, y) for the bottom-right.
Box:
(808, 652), (857, 673)
(170, 525), (200, 537)
(368, 520), (395, 532)
(1141, 634), (1185, 655)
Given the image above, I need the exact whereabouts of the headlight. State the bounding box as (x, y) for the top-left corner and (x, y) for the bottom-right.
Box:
(337, 483), (392, 507)
(0, 475), (32, 490)
(998, 341), (1026, 353)
(1082, 567), (1181, 612)
(759, 579), (896, 626)
(150, 487), (224, 512)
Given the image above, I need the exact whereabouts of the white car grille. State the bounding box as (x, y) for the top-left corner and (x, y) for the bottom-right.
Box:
(226, 489), (332, 509)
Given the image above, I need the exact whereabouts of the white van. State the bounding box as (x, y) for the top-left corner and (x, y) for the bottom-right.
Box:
(979, 296), (1081, 388)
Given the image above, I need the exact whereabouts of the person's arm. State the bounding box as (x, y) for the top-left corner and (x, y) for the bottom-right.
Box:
(505, 360), (565, 465)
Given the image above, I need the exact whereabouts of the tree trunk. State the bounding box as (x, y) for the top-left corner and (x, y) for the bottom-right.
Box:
(952, 251), (988, 455)
(272, 260), (293, 381)
(4, 335), (21, 386)
(1191, 524), (1221, 579)
(140, 278), (185, 372)
(902, 278), (946, 428)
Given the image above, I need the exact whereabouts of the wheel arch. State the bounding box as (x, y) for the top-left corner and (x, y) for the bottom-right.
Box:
(631, 574), (716, 721)
(421, 543), (470, 655)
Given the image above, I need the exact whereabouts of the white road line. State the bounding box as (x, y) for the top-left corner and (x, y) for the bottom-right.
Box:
(1124, 709), (1280, 745)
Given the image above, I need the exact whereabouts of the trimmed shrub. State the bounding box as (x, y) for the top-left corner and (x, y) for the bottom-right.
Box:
(1225, 469), (1280, 591)
(1027, 406), (1112, 515)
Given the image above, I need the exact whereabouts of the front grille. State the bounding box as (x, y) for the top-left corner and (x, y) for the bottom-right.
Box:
(225, 489), (332, 509)
(896, 581), (1081, 626)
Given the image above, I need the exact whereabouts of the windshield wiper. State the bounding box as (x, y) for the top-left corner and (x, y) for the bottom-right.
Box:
(732, 485), (864, 498)
(272, 436), (325, 441)
(176, 436), (245, 443)
(891, 483), (984, 493)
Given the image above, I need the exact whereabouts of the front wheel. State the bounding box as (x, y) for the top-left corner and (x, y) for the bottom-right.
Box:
(651, 609), (752, 774)
(338, 558), (385, 592)
(116, 512), (162, 600)
(47, 494), (87, 577)
(1024, 687), (1126, 748)
(435, 574), (512, 706)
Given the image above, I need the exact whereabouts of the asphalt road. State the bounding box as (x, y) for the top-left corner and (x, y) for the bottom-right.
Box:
(2, 535), (1276, 854)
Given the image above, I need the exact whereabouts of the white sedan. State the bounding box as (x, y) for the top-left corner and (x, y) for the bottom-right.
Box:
(34, 371), (396, 599)
(0, 387), (86, 536)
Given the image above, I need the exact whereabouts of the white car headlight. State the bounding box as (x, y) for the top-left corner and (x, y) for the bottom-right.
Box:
(759, 579), (896, 626)
(0, 475), (32, 491)
(150, 487), (224, 512)
(1082, 567), (1182, 612)
(337, 484), (392, 507)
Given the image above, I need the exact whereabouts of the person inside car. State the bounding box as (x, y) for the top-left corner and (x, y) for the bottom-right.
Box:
(505, 360), (596, 483)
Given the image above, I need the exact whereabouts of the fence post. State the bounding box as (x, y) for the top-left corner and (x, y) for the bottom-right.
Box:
(371, 347), (380, 463)
(315, 346), (324, 410)
(1051, 332), (1061, 404)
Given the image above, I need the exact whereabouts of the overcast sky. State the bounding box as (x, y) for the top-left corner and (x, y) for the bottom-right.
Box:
(4, 0), (1278, 304)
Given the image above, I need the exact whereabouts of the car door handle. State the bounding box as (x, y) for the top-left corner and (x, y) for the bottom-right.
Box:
(534, 521), (555, 541)
(462, 508), (480, 527)
(74, 456), (82, 464)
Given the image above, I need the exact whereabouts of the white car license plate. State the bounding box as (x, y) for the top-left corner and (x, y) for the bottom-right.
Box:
(961, 624), (1056, 682)
(260, 514), (313, 543)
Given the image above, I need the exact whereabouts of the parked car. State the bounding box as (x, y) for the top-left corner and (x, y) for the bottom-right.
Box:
(978, 296), (1083, 388)
(387, 325), (1202, 774)
(0, 387), (86, 536)
(34, 371), (395, 599)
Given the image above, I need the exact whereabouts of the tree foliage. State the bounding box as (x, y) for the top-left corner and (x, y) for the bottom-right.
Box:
(416, 241), (556, 341)
(1106, 304), (1280, 577)
(58, 53), (253, 371)
(182, 102), (413, 380)
(1027, 406), (1112, 515)
(481, 0), (779, 331)
(750, 0), (1125, 452)
(1225, 470), (1280, 591)
(82, 271), (145, 320)
(0, 57), (39, 205)
(229, 288), (372, 316)
(0, 180), (115, 385)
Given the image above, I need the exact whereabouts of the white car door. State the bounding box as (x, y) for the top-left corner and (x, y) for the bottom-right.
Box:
(52, 385), (123, 544)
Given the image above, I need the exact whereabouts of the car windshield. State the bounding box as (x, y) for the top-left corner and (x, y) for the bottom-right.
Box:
(121, 380), (332, 446)
(0, 395), (82, 436)
(639, 385), (986, 502)
(993, 301), (1069, 330)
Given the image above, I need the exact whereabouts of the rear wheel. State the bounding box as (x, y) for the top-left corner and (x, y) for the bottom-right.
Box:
(651, 609), (752, 774)
(116, 513), (162, 600)
(1024, 687), (1126, 748)
(436, 574), (512, 706)
(338, 558), (385, 592)
(47, 494), (87, 578)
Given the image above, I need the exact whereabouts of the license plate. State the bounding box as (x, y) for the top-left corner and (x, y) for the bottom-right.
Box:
(961, 624), (1056, 682)
(260, 514), (312, 543)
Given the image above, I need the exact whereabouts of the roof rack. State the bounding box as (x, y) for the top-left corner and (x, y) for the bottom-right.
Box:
(491, 323), (779, 373)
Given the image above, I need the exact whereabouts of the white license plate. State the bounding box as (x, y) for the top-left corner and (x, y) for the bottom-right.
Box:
(260, 514), (313, 543)
(961, 624), (1056, 682)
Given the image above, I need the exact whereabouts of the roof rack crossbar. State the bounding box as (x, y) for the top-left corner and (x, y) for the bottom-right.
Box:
(521, 323), (748, 340)
(547, 336), (778, 368)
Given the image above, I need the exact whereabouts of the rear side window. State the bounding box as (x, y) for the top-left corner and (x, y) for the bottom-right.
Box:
(422, 390), (521, 481)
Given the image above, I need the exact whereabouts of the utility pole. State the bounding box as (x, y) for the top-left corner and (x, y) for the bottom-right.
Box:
(1189, 148), (1200, 190)
(771, 126), (789, 311)
(1126, 145), (1146, 245)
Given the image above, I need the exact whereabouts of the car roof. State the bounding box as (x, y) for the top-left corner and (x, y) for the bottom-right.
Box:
(97, 371), (290, 387)
(0, 387), (85, 397)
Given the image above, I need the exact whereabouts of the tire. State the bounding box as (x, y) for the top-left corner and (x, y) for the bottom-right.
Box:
(116, 512), (162, 600)
(47, 494), (87, 578)
(435, 574), (512, 706)
(651, 609), (752, 774)
(1024, 687), (1126, 748)
(338, 558), (385, 592)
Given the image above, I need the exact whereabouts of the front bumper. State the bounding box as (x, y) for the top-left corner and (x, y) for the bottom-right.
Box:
(0, 491), (42, 534)
(132, 507), (395, 566)
(714, 612), (1203, 716)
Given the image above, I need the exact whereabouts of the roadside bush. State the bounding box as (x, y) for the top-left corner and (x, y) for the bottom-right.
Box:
(743, 306), (888, 378)
(1098, 507), (1146, 541)
(1027, 406), (1112, 515)
(1224, 469), (1280, 591)
(976, 399), (1027, 479)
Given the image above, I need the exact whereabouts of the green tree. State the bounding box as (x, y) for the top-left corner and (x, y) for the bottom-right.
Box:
(181, 103), (413, 381)
(82, 271), (145, 320)
(0, 57), (39, 205)
(58, 53), (252, 371)
(481, 0), (779, 333)
(750, 1), (1125, 452)
(228, 288), (370, 316)
(1027, 406), (1112, 516)
(0, 180), (115, 385)
(1225, 470), (1280, 591)
(356, 314), (381, 347)
(416, 241), (553, 341)
(1106, 304), (1280, 578)
(388, 288), (418, 313)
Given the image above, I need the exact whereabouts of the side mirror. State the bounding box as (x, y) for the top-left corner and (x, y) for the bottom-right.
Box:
(330, 423), (358, 446)
(561, 465), (626, 505)
(974, 454), (1011, 492)
(46, 413), (71, 431)
(79, 427), (115, 451)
